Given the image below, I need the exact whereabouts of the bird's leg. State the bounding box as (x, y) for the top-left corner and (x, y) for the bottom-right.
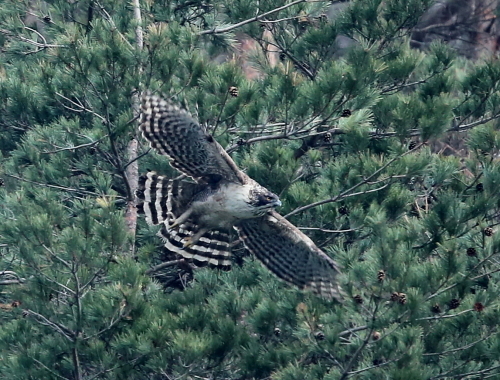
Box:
(168, 207), (193, 230)
(183, 227), (209, 248)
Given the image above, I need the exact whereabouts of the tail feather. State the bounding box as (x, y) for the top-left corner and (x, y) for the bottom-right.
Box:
(159, 222), (232, 269)
(137, 172), (202, 225)
(137, 172), (233, 269)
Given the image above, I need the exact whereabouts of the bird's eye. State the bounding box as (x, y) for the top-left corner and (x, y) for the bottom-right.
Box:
(266, 196), (273, 201)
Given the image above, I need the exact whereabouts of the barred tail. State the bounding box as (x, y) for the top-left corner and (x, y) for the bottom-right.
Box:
(158, 222), (232, 269)
(137, 172), (232, 269)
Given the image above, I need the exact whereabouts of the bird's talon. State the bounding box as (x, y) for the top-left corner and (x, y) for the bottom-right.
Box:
(168, 221), (180, 231)
(183, 237), (193, 248)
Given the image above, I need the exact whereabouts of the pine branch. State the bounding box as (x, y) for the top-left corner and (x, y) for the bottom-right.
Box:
(285, 145), (423, 218)
(0, 279), (24, 285)
(298, 227), (360, 234)
(0, 27), (66, 53)
(145, 259), (186, 275)
(417, 308), (474, 321)
(340, 297), (380, 380)
(41, 139), (101, 154)
(94, 1), (134, 49)
(0, 270), (25, 284)
(55, 92), (107, 122)
(423, 332), (496, 357)
(198, 0), (309, 36)
(5, 174), (104, 198)
(30, 357), (70, 380)
(338, 325), (369, 337)
(24, 309), (75, 341)
(430, 364), (500, 380)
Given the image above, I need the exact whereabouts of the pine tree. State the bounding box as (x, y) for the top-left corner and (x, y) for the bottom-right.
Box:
(2, 0), (500, 379)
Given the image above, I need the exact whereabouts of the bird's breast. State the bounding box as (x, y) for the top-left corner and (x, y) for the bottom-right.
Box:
(191, 183), (256, 229)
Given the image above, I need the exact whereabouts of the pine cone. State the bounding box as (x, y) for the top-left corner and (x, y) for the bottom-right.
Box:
(0, 178), (4, 186)
(353, 294), (363, 304)
(408, 141), (417, 150)
(398, 293), (407, 305)
(390, 292), (400, 302)
(372, 331), (381, 341)
(476, 183), (484, 192)
(338, 205), (349, 215)
(377, 270), (386, 282)
(431, 303), (441, 313)
(317, 14), (328, 23)
(314, 331), (325, 341)
(228, 86), (239, 97)
(484, 227), (494, 236)
(449, 298), (460, 310)
(298, 15), (311, 30)
(323, 132), (332, 143)
(274, 327), (282, 336)
(466, 247), (477, 257)
(474, 302), (484, 312)
(341, 109), (352, 117)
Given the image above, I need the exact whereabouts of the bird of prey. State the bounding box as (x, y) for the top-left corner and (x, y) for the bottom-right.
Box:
(137, 93), (343, 300)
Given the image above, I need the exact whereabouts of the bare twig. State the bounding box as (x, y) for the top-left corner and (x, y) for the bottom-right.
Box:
(5, 173), (105, 198)
(30, 357), (70, 380)
(0, 27), (66, 50)
(0, 270), (26, 284)
(41, 140), (100, 154)
(0, 279), (24, 285)
(298, 227), (360, 233)
(145, 259), (186, 275)
(338, 325), (369, 337)
(94, 1), (134, 49)
(55, 92), (107, 122)
(423, 332), (495, 357)
(24, 309), (75, 341)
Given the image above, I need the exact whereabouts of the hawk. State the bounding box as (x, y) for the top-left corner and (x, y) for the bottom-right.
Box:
(137, 93), (343, 300)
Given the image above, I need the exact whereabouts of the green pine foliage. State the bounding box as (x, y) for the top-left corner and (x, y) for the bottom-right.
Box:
(2, 0), (500, 379)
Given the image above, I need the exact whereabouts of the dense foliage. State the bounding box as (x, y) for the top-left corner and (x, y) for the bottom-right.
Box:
(2, 0), (500, 379)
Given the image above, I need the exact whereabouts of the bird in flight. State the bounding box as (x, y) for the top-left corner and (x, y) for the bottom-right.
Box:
(137, 93), (343, 300)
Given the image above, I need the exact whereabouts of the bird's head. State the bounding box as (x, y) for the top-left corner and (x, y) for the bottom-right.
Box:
(248, 186), (282, 216)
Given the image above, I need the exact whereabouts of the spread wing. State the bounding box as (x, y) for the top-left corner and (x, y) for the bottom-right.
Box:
(140, 93), (246, 184)
(235, 211), (344, 301)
